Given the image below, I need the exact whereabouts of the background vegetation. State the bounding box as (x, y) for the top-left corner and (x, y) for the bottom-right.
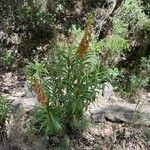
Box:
(0, 0), (150, 148)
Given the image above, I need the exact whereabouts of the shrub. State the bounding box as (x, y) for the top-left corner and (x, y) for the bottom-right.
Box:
(0, 50), (13, 70)
(0, 96), (10, 122)
(116, 72), (149, 102)
(96, 0), (150, 100)
(15, 3), (55, 57)
(0, 96), (10, 141)
(26, 17), (108, 135)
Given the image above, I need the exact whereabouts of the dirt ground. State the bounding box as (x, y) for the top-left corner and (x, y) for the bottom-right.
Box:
(0, 69), (150, 150)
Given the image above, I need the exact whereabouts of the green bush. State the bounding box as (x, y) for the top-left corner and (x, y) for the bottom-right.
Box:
(0, 50), (13, 70)
(0, 96), (10, 123)
(26, 19), (108, 135)
(97, 0), (150, 100)
(0, 96), (10, 142)
(116, 72), (149, 102)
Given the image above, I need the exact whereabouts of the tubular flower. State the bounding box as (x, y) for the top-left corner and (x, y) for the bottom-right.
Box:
(33, 79), (48, 107)
(77, 16), (94, 59)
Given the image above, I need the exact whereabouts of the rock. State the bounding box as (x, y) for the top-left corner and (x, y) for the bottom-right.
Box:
(146, 93), (150, 103)
(2, 87), (10, 94)
(102, 82), (113, 99)
(10, 97), (38, 108)
(110, 96), (124, 102)
(13, 91), (26, 97)
(88, 97), (150, 126)
(24, 83), (36, 98)
(147, 93), (150, 98)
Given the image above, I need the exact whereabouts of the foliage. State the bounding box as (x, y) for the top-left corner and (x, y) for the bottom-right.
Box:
(129, 75), (148, 93)
(0, 1), (150, 149)
(0, 96), (10, 123)
(140, 56), (150, 76)
(26, 18), (108, 135)
(93, 0), (150, 100)
(99, 35), (129, 53)
(0, 1), (56, 59)
(96, 0), (149, 67)
(116, 72), (149, 102)
(0, 50), (13, 70)
(16, 4), (55, 33)
(109, 56), (150, 101)
(115, 0), (146, 25)
(35, 106), (64, 135)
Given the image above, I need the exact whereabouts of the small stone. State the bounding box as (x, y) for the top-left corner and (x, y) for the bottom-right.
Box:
(146, 93), (150, 101)
(110, 96), (124, 102)
(102, 82), (113, 99)
(91, 113), (106, 123)
(11, 99), (21, 106)
(24, 83), (36, 98)
(2, 87), (10, 94)
(14, 91), (26, 97)
(103, 127), (113, 137)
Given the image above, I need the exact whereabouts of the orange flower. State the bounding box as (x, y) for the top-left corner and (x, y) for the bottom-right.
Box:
(77, 16), (94, 59)
(33, 80), (48, 107)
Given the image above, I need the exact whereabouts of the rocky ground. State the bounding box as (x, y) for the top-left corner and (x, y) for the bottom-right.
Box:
(0, 69), (150, 150)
